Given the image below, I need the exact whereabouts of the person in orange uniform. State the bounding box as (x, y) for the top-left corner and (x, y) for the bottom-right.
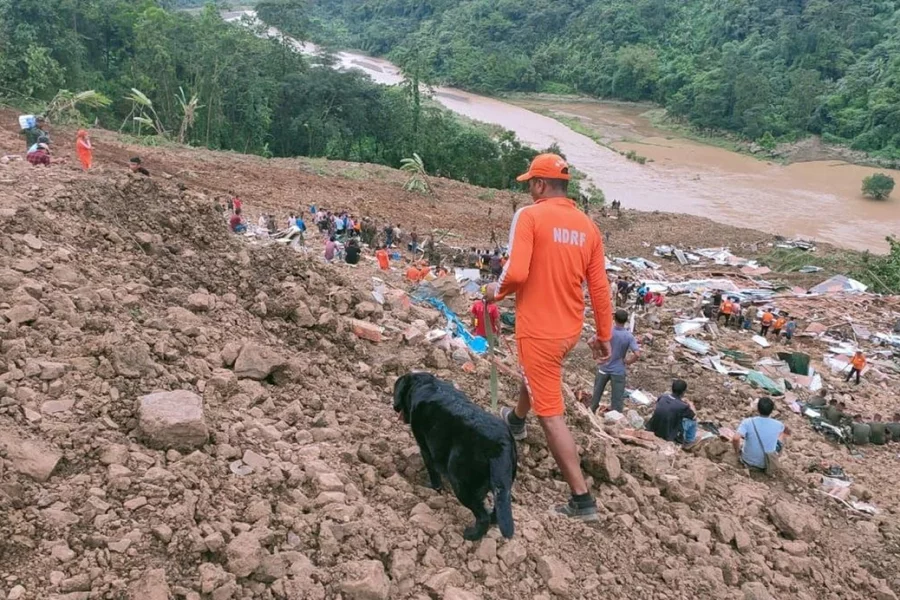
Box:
(772, 314), (787, 339)
(75, 129), (93, 170)
(846, 350), (866, 385)
(718, 298), (733, 326)
(485, 153), (612, 521)
(760, 309), (775, 337)
(375, 245), (390, 270)
(405, 263), (422, 282)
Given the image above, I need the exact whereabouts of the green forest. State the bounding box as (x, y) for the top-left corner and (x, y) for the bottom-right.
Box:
(283, 0), (900, 159)
(0, 1), (537, 190)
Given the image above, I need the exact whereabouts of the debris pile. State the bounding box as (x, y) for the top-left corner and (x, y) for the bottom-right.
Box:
(0, 123), (899, 600)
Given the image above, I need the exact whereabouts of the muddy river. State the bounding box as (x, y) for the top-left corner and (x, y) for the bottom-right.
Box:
(226, 11), (899, 252)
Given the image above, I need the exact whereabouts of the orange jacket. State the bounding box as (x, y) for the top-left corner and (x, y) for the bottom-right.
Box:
(774, 317), (787, 330)
(761, 312), (774, 325)
(721, 300), (732, 315)
(851, 354), (866, 370)
(406, 266), (421, 282)
(375, 249), (389, 270)
(497, 197), (612, 341)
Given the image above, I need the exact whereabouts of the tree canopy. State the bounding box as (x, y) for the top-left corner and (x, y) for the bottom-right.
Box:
(287, 0), (900, 159)
(0, 0), (537, 190)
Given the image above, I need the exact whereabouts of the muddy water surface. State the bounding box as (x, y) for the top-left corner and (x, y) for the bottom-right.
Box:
(229, 11), (899, 252)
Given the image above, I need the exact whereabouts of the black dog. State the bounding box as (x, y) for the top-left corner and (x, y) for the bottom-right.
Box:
(393, 372), (517, 540)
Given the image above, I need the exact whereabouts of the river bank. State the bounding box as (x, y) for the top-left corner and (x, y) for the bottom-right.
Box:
(230, 10), (899, 253)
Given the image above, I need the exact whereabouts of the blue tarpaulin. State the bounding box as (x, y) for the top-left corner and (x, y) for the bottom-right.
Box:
(412, 290), (487, 355)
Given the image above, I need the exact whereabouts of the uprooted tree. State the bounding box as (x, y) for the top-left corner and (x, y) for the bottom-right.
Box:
(862, 173), (895, 200)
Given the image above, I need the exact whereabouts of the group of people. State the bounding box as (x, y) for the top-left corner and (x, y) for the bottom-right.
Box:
(20, 115), (151, 176)
(466, 247), (509, 280)
(814, 396), (898, 445)
(614, 278), (665, 311)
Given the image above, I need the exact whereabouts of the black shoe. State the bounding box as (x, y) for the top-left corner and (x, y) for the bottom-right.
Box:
(501, 407), (527, 441)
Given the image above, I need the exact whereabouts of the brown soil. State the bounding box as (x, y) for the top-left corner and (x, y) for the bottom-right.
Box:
(1, 114), (900, 600)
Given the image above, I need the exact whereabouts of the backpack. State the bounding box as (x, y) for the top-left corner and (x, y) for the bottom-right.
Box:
(750, 418), (780, 476)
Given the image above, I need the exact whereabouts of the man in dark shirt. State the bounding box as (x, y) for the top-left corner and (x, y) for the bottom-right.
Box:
(22, 116), (49, 150)
(129, 157), (150, 176)
(851, 415), (871, 446)
(646, 379), (697, 444)
(345, 239), (361, 265)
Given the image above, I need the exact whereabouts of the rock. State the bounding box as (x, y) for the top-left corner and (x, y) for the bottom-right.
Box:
(315, 472), (345, 493)
(475, 538), (497, 562)
(137, 390), (209, 451)
(99, 444), (129, 465)
(41, 398), (75, 414)
(355, 301), (378, 319)
(349, 318), (384, 343)
(742, 581), (774, 600)
(12, 258), (39, 273)
(59, 574), (91, 593)
(769, 501), (821, 541)
(226, 532), (266, 578)
(242, 449), (270, 471)
(498, 540), (527, 567)
(4, 303), (39, 325)
(166, 306), (203, 333)
(341, 560), (390, 600)
(187, 292), (213, 312)
(38, 361), (68, 380)
(583, 441), (620, 483)
(51, 543), (77, 563)
(293, 301), (317, 328)
(110, 340), (156, 378)
(128, 568), (170, 600)
(424, 568), (464, 594)
(444, 587), (479, 600)
(0, 428), (61, 481)
(199, 563), (231, 594)
(234, 342), (287, 380)
(22, 233), (43, 250)
(7, 585), (26, 600)
(536, 555), (572, 596)
(221, 342), (243, 367)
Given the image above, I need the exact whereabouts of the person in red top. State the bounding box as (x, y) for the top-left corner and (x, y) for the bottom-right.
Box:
(232, 194), (242, 214)
(471, 300), (500, 338)
(486, 153), (612, 521)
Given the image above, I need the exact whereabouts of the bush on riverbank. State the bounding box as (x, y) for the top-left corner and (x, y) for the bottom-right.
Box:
(862, 173), (895, 200)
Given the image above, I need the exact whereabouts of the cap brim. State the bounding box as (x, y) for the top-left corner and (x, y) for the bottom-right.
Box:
(516, 173), (533, 182)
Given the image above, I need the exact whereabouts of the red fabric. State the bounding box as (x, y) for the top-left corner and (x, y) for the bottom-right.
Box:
(27, 150), (50, 167)
(229, 214), (242, 231)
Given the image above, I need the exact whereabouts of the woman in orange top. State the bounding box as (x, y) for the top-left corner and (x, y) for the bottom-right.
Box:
(75, 129), (93, 170)
(846, 351), (866, 385)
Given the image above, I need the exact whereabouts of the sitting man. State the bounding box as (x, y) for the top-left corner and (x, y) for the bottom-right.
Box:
(229, 208), (247, 234)
(345, 238), (361, 265)
(732, 397), (789, 470)
(869, 414), (890, 445)
(646, 379), (698, 445)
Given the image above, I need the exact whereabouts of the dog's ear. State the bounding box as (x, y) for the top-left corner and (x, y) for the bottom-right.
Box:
(393, 373), (412, 413)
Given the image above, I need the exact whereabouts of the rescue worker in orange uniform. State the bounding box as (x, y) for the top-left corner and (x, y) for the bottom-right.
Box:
(485, 153), (612, 521)
(846, 351), (866, 385)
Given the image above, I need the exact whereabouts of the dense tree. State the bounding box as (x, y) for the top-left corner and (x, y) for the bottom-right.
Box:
(287, 0), (900, 158)
(0, 1), (537, 190)
(862, 173), (895, 200)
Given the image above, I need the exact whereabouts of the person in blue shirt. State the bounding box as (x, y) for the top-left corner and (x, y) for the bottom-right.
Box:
(732, 397), (790, 470)
(295, 216), (306, 232)
(590, 309), (640, 413)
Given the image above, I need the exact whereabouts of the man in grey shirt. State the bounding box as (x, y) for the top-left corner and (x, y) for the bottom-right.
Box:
(590, 309), (641, 413)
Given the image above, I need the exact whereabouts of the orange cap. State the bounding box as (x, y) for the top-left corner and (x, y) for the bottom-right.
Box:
(516, 153), (571, 182)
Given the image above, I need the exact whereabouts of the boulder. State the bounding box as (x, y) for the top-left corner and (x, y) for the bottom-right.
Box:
(128, 568), (170, 600)
(187, 292), (213, 312)
(0, 428), (61, 481)
(293, 301), (317, 328)
(769, 501), (821, 541)
(226, 532), (266, 578)
(444, 587), (479, 600)
(742, 582), (774, 600)
(4, 303), (39, 325)
(234, 342), (287, 380)
(137, 390), (208, 451)
(341, 560), (390, 600)
(110, 341), (156, 378)
(498, 540), (527, 567)
(536, 555), (572, 596)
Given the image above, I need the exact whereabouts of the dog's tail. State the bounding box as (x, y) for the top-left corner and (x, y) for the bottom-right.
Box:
(489, 450), (515, 538)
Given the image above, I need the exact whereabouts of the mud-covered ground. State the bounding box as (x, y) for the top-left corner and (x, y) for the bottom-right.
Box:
(1, 116), (900, 600)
